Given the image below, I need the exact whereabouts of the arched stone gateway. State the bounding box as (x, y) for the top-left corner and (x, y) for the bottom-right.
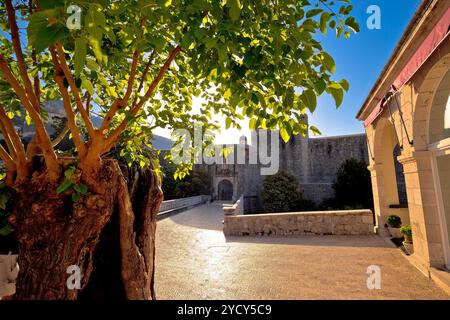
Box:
(357, 1), (450, 274)
(218, 179), (233, 201)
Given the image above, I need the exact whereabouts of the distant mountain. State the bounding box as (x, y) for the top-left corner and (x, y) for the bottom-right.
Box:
(90, 114), (173, 150)
(151, 135), (173, 150)
(6, 101), (174, 151)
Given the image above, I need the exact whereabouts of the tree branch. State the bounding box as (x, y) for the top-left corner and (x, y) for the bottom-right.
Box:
(103, 45), (182, 150)
(84, 92), (91, 117)
(52, 126), (70, 148)
(29, 0), (40, 101)
(5, 0), (40, 110)
(0, 120), (16, 160)
(131, 49), (156, 109)
(0, 143), (15, 171)
(49, 47), (87, 157)
(54, 43), (96, 139)
(0, 54), (59, 177)
(0, 105), (27, 164)
(99, 49), (141, 133)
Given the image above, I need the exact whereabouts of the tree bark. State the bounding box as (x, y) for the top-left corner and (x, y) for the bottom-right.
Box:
(9, 157), (163, 300)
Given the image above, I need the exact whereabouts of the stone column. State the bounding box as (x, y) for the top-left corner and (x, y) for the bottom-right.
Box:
(399, 151), (446, 270)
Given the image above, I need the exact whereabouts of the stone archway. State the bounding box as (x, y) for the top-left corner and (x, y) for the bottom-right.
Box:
(407, 51), (450, 268)
(218, 179), (233, 201)
(370, 116), (410, 230)
(413, 53), (450, 150)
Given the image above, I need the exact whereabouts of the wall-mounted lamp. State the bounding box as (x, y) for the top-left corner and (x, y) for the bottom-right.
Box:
(384, 87), (414, 149)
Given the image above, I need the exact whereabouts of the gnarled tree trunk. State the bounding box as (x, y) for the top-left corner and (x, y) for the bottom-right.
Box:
(9, 157), (163, 300)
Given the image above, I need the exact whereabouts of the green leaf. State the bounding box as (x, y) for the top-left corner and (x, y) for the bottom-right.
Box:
(306, 9), (323, 18)
(0, 224), (12, 236)
(345, 17), (360, 33)
(280, 127), (290, 143)
(72, 192), (81, 202)
(64, 166), (76, 179)
(310, 125), (322, 136)
(74, 184), (89, 194)
(39, 0), (66, 9)
(249, 118), (257, 130)
(81, 78), (94, 95)
(322, 52), (336, 74)
(339, 79), (350, 92)
(57, 180), (75, 194)
(228, 0), (242, 21)
(320, 12), (331, 35)
(74, 38), (87, 77)
(225, 117), (232, 129)
(300, 89), (317, 113)
(25, 112), (32, 126)
(0, 193), (9, 210)
(27, 11), (69, 53)
(327, 82), (344, 108)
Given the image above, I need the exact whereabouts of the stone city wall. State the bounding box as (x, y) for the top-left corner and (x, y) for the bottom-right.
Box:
(223, 210), (374, 236)
(307, 134), (369, 184)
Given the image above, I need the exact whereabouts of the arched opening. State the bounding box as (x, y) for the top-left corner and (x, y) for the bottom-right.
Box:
(394, 144), (408, 206)
(428, 68), (450, 269)
(218, 179), (233, 201)
(429, 70), (450, 144)
(372, 117), (410, 229)
(411, 51), (450, 269)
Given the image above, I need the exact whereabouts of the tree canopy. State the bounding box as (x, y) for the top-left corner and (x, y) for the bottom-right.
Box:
(0, 0), (358, 185)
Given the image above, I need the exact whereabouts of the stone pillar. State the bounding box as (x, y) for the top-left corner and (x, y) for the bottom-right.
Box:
(368, 163), (383, 235)
(399, 151), (446, 270)
(368, 161), (404, 236)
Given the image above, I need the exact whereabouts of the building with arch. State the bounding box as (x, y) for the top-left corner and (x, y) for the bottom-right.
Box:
(195, 127), (369, 213)
(357, 0), (450, 275)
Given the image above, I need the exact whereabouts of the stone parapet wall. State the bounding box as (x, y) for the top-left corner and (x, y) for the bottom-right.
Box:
(223, 210), (374, 236)
(158, 195), (210, 214)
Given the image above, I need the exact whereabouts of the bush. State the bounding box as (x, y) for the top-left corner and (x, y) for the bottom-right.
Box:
(162, 167), (211, 200)
(386, 215), (402, 228)
(400, 225), (412, 243)
(261, 171), (302, 213)
(318, 197), (339, 211)
(332, 158), (373, 209)
(293, 198), (317, 212)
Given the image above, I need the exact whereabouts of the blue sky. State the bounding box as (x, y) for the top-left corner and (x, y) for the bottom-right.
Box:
(188, 0), (423, 144)
(309, 0), (422, 137)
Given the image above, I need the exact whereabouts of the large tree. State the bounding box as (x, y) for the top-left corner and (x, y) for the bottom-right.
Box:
(0, 0), (358, 299)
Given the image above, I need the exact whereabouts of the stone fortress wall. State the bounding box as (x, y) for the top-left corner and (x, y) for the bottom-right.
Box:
(197, 124), (370, 213)
(302, 133), (369, 204)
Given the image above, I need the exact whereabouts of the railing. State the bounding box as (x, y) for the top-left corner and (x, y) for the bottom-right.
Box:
(223, 195), (244, 216)
(158, 195), (211, 215)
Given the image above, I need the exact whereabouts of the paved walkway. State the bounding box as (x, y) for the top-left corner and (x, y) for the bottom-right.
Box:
(155, 202), (449, 299)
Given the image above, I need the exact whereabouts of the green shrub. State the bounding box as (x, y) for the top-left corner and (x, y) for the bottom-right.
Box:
(261, 171), (302, 213)
(162, 167), (211, 200)
(318, 197), (339, 211)
(386, 215), (402, 228)
(333, 158), (373, 210)
(400, 225), (412, 243)
(293, 198), (317, 212)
